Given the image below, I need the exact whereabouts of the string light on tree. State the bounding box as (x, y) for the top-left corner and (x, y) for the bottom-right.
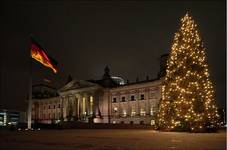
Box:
(156, 12), (220, 132)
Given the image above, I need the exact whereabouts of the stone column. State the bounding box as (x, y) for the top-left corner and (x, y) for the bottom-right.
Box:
(92, 93), (97, 116)
(62, 97), (67, 120)
(94, 93), (99, 117)
(82, 94), (88, 116)
(82, 97), (85, 116)
(86, 95), (90, 116)
(74, 96), (78, 119)
(71, 96), (75, 117)
(89, 95), (94, 116)
(77, 95), (81, 119)
(67, 96), (70, 118)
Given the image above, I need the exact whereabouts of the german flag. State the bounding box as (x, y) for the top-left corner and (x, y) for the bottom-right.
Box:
(30, 37), (58, 73)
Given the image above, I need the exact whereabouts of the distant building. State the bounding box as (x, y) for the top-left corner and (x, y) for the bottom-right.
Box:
(31, 84), (60, 124)
(0, 109), (26, 126)
(32, 55), (167, 125)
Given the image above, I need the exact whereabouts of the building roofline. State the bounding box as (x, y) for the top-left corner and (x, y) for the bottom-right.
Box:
(32, 83), (57, 90)
(110, 78), (160, 89)
(32, 96), (59, 101)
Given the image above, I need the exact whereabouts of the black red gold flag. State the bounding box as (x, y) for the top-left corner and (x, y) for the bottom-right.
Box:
(30, 37), (58, 73)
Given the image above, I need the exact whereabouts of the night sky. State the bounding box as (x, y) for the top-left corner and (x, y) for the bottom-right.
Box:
(0, 1), (225, 111)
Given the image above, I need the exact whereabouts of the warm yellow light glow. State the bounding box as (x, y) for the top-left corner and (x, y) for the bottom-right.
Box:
(82, 97), (86, 115)
(90, 96), (93, 115)
(156, 12), (219, 132)
(31, 47), (57, 73)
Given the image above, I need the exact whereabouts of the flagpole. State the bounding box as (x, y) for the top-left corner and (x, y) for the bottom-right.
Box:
(27, 35), (58, 129)
(27, 46), (32, 130)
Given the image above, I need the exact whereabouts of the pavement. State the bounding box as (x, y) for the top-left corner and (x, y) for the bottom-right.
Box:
(0, 129), (226, 150)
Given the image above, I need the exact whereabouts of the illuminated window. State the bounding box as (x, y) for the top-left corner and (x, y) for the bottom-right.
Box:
(140, 108), (146, 116)
(3, 113), (6, 126)
(113, 107), (118, 112)
(122, 110), (127, 117)
(113, 120), (116, 124)
(131, 109), (136, 116)
(151, 120), (155, 125)
(150, 108), (154, 116)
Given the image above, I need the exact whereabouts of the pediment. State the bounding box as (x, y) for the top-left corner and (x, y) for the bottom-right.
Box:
(59, 79), (98, 92)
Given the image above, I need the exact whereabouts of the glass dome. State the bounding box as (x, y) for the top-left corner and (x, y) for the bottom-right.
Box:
(111, 76), (126, 85)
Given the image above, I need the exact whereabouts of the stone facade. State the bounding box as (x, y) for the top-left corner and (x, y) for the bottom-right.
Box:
(31, 54), (167, 125)
(32, 97), (60, 124)
(110, 79), (161, 125)
(32, 78), (162, 125)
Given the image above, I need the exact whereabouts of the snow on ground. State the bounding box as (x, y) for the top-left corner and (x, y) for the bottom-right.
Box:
(0, 129), (226, 150)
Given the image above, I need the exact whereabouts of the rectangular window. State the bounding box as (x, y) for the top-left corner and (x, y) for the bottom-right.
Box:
(131, 109), (136, 116)
(140, 94), (145, 100)
(113, 97), (117, 103)
(58, 104), (61, 108)
(121, 97), (126, 102)
(131, 95), (135, 101)
(140, 108), (146, 116)
(113, 107), (118, 112)
(150, 108), (154, 116)
(122, 110), (127, 117)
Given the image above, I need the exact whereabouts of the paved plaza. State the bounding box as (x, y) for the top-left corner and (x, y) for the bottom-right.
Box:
(1, 129), (226, 150)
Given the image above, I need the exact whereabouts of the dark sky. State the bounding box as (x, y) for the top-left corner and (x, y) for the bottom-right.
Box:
(0, 0), (225, 111)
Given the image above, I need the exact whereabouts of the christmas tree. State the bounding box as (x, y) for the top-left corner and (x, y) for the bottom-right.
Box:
(156, 13), (220, 132)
